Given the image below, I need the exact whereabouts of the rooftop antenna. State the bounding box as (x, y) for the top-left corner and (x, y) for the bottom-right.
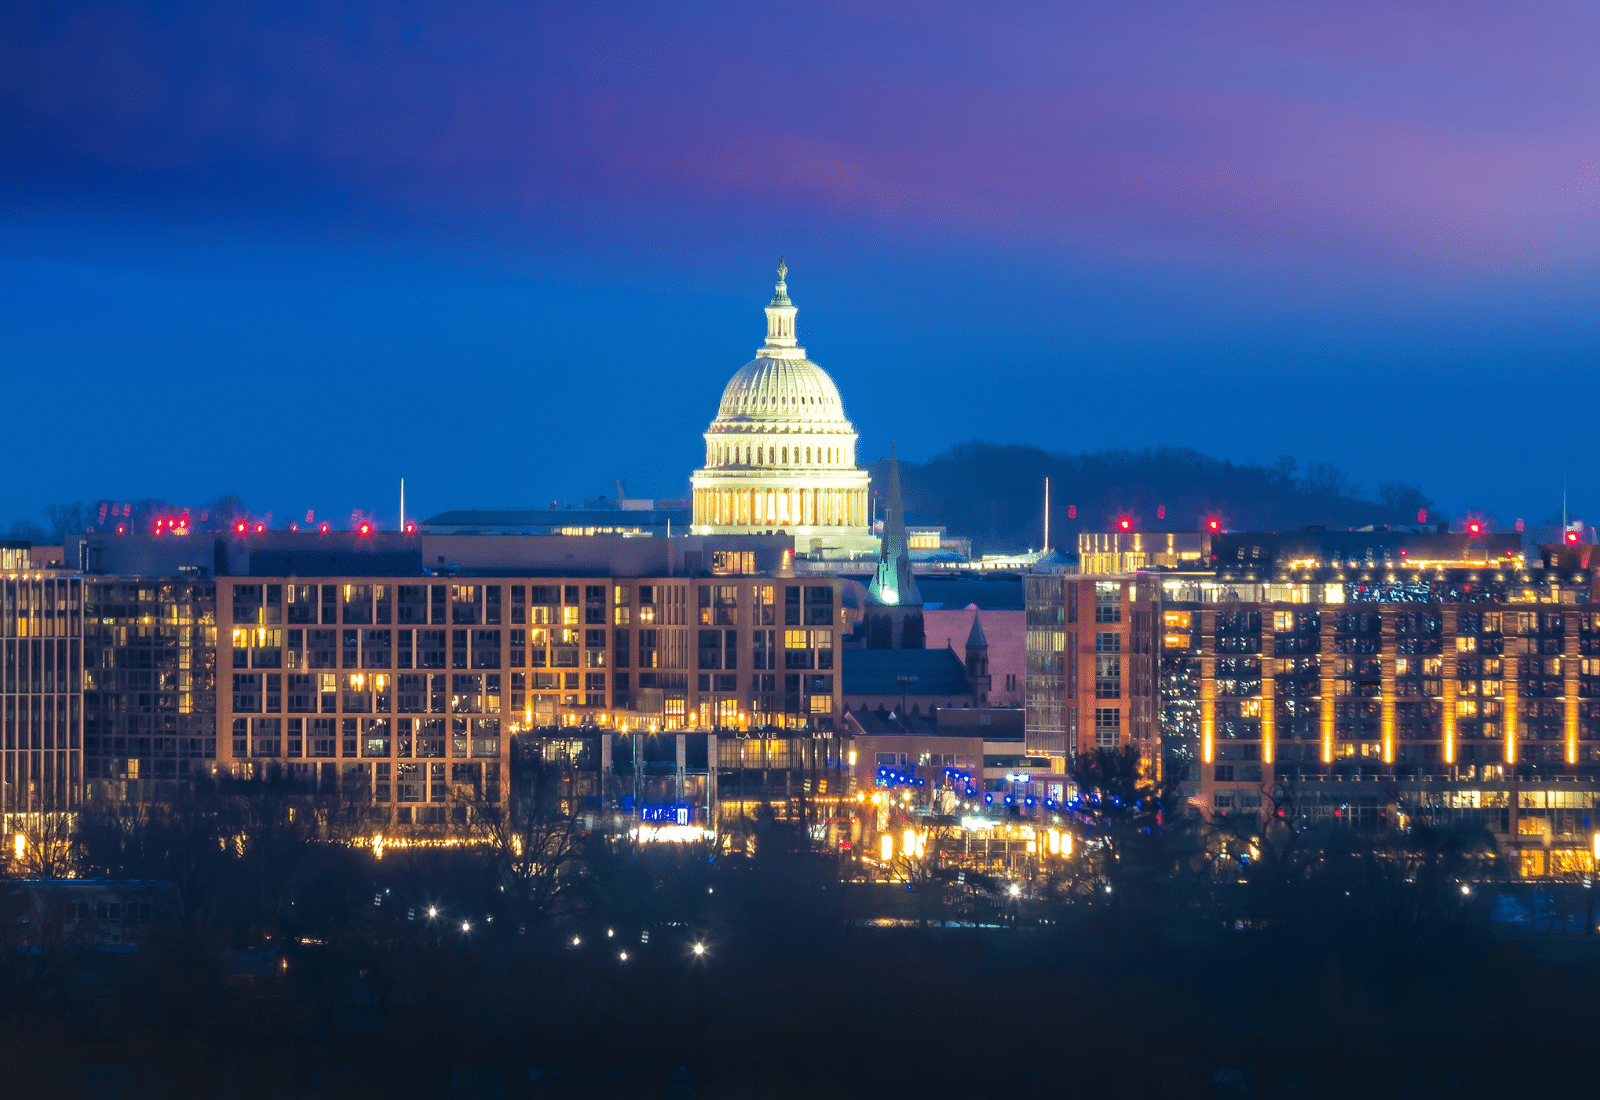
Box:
(399, 477), (406, 533)
(1043, 476), (1050, 555)
(1563, 477), (1568, 534)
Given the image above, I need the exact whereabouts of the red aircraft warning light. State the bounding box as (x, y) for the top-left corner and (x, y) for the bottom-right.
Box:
(235, 522), (247, 534)
(359, 523), (372, 536)
(1466, 521), (1482, 536)
(1567, 530), (1582, 544)
(320, 523), (330, 534)
(1117, 516), (1132, 532)
(405, 523), (416, 534)
(1206, 517), (1221, 533)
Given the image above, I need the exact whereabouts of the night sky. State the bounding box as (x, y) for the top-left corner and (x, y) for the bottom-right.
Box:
(3, 2), (1597, 530)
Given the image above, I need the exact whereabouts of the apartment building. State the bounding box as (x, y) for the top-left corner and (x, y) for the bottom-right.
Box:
(1023, 573), (1161, 767)
(1045, 526), (1600, 876)
(1, 557), (84, 824)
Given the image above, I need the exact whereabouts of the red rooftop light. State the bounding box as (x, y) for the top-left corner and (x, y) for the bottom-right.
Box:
(235, 522), (246, 534)
(359, 523), (372, 536)
(1567, 530), (1581, 544)
(1467, 521), (1482, 536)
(1206, 517), (1221, 533)
(405, 523), (415, 534)
(255, 524), (264, 533)
(1117, 516), (1132, 532)
(320, 523), (330, 534)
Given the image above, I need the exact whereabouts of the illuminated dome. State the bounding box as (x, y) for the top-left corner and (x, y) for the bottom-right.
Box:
(714, 357), (849, 427)
(690, 261), (873, 547)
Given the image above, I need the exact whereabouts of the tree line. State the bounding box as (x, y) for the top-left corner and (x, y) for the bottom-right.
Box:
(867, 442), (1436, 555)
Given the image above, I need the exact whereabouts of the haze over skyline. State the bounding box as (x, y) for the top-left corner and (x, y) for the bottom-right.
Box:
(3, 1), (1597, 529)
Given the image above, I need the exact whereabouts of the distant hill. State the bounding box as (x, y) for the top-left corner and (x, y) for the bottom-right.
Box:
(866, 442), (1434, 556)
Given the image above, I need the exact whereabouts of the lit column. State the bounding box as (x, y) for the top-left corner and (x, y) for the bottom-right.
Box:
(1566, 612), (1580, 766)
(1261, 613), (1276, 768)
(1442, 607), (1459, 766)
(1320, 612), (1336, 764)
(1381, 607), (1396, 766)
(1200, 610), (1215, 765)
(1501, 613), (1516, 767)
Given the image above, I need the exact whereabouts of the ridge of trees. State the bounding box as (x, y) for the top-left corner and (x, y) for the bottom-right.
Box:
(866, 441), (1435, 555)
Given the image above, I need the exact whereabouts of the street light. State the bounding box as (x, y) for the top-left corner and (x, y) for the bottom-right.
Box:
(894, 675), (919, 724)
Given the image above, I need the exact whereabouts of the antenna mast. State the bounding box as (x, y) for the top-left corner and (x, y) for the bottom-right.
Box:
(1043, 476), (1050, 554)
(399, 477), (406, 533)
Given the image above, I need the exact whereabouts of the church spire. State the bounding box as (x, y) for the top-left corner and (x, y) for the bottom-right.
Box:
(761, 256), (800, 354)
(868, 442), (921, 609)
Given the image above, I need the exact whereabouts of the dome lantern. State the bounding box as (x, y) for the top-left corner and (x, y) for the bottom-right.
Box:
(762, 256), (800, 354)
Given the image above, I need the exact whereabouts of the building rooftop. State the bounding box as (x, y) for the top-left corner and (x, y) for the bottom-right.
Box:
(422, 508), (690, 535)
(842, 648), (972, 697)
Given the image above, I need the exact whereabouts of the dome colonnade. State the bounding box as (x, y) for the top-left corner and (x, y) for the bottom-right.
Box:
(690, 262), (872, 548)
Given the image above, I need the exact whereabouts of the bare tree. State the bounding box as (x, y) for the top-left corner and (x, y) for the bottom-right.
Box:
(41, 502), (86, 545)
(8, 815), (81, 879)
(1302, 461), (1357, 500)
(1377, 482), (1434, 519)
(5, 519), (48, 542)
(473, 749), (587, 920)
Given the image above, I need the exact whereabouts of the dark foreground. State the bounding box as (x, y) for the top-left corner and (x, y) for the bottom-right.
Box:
(5, 844), (1600, 1099)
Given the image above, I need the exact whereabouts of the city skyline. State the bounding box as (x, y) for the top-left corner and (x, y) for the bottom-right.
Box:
(4, 3), (1599, 527)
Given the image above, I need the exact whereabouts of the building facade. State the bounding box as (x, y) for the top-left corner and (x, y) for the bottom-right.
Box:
(690, 262), (874, 558)
(213, 567), (847, 832)
(1031, 527), (1600, 876)
(82, 576), (217, 805)
(2, 565), (85, 825)
(1023, 574), (1161, 766)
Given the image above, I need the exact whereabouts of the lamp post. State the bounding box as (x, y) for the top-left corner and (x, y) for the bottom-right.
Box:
(895, 675), (919, 728)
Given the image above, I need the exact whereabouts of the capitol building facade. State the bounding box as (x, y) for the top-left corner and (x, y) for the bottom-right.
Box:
(690, 263), (877, 558)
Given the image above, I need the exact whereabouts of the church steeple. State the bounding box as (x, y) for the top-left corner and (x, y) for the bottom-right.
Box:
(761, 256), (800, 354)
(868, 442), (922, 610)
(965, 609), (991, 702)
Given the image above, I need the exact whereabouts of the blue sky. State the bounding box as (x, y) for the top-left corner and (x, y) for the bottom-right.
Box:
(3, 1), (1598, 530)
